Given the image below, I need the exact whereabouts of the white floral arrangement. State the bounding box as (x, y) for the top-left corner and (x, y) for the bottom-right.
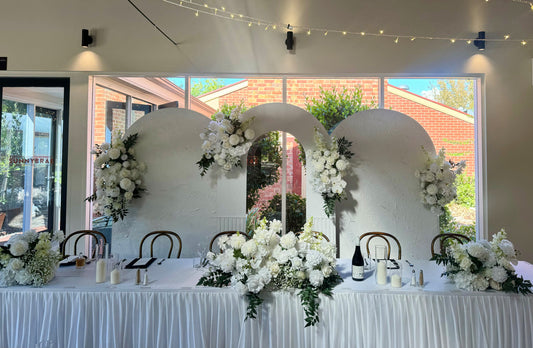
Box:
(308, 129), (353, 217)
(431, 230), (532, 294)
(416, 147), (466, 214)
(0, 230), (64, 287)
(198, 217), (342, 327)
(86, 131), (146, 222)
(197, 106), (255, 176)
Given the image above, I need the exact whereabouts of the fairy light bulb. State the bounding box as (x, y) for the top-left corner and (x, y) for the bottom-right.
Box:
(342, 31), (347, 35)
(221, 6), (225, 11)
(230, 14), (234, 18)
(361, 32), (365, 36)
(272, 25), (277, 29)
(466, 40), (472, 44)
(204, 3), (208, 8)
(521, 40), (527, 46)
(195, 10), (199, 16)
(264, 25), (268, 30)
(394, 37), (399, 44)
(248, 22), (252, 27)
(307, 29), (311, 35)
(379, 30), (384, 35)
(504, 35), (510, 40)
(239, 14), (243, 18)
(324, 31), (328, 36)
(410, 37), (416, 41)
(450, 39), (456, 43)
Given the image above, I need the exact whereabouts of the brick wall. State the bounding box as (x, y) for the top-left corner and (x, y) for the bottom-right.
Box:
(383, 85), (475, 176)
(94, 85), (127, 145)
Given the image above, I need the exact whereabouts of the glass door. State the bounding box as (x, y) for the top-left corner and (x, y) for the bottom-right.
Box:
(0, 78), (69, 241)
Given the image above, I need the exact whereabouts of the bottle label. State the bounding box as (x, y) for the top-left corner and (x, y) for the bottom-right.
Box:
(352, 265), (364, 279)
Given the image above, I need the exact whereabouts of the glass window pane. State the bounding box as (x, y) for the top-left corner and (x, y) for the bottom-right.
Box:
(287, 78), (379, 132)
(191, 77), (283, 117)
(385, 78), (477, 236)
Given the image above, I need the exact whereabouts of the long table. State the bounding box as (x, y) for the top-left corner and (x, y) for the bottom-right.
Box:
(1, 259), (532, 348)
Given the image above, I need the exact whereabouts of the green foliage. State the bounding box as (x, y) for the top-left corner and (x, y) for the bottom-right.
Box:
(191, 78), (226, 97)
(246, 207), (261, 236)
(305, 86), (376, 133)
(299, 273), (343, 327)
(260, 193), (306, 233)
(439, 206), (476, 242)
(246, 132), (282, 209)
(430, 80), (474, 115)
(197, 269), (232, 288)
(454, 174), (475, 208)
(217, 102), (247, 119)
(0, 100), (26, 210)
(245, 292), (264, 320)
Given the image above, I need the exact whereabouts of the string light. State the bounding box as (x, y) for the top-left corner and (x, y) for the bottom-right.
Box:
(162, 0), (533, 46)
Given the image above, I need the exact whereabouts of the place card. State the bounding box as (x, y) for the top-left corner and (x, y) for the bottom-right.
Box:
(125, 257), (156, 269)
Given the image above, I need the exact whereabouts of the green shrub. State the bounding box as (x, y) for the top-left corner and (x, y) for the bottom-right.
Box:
(305, 86), (377, 133)
(454, 174), (475, 208)
(260, 193), (306, 233)
(439, 206), (476, 242)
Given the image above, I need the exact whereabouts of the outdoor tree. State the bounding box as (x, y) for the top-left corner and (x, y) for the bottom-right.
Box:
(191, 78), (226, 97)
(430, 80), (474, 115)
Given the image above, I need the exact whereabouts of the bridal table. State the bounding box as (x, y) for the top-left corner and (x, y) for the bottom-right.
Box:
(1, 259), (532, 348)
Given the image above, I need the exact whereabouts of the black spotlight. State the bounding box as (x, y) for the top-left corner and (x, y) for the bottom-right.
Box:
(82, 29), (94, 48)
(473, 31), (485, 51)
(285, 31), (294, 50)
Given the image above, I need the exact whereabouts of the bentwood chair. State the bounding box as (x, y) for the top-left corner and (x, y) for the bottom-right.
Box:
(359, 232), (402, 260)
(139, 231), (182, 258)
(209, 231), (250, 252)
(431, 233), (471, 257)
(61, 230), (107, 258)
(295, 231), (330, 242)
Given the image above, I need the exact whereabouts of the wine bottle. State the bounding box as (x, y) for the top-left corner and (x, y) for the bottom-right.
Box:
(352, 238), (364, 281)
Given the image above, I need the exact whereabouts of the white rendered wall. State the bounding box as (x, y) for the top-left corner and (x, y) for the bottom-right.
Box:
(1, 0), (532, 259)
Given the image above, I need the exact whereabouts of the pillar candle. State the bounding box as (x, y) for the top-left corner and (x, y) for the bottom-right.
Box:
(391, 274), (402, 288)
(376, 260), (387, 285)
(96, 259), (106, 283)
(110, 268), (120, 285)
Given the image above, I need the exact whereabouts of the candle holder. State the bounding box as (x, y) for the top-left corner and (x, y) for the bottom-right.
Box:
(374, 245), (388, 285)
(390, 263), (403, 288)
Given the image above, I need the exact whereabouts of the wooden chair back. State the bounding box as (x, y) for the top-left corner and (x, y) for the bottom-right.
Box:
(209, 231), (250, 252)
(61, 230), (107, 258)
(431, 233), (471, 256)
(359, 232), (402, 260)
(139, 231), (182, 258)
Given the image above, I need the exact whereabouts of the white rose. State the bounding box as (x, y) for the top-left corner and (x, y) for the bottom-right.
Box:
(229, 134), (241, 146)
(9, 240), (29, 257)
(244, 128), (255, 140)
(8, 258), (24, 271)
(309, 269), (325, 287)
(335, 159), (348, 171)
(426, 184), (438, 195)
(241, 240), (257, 257)
(108, 148), (121, 160)
(230, 233), (247, 249)
(124, 191), (134, 200)
(120, 178), (134, 191)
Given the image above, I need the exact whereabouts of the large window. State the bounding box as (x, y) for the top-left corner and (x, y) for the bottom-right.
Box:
(89, 75), (483, 239)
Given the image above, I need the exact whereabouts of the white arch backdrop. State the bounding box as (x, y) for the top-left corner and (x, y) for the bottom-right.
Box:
(112, 104), (438, 259)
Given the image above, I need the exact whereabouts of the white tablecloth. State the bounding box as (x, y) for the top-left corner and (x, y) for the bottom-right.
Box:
(1, 259), (533, 348)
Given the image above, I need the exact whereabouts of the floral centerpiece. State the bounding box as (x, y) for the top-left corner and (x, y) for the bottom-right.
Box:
(197, 217), (342, 327)
(308, 129), (353, 217)
(0, 230), (64, 287)
(86, 131), (146, 222)
(431, 230), (532, 293)
(197, 106), (255, 176)
(416, 147), (465, 214)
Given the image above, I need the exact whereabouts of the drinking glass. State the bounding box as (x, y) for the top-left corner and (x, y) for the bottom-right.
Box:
(390, 263), (403, 288)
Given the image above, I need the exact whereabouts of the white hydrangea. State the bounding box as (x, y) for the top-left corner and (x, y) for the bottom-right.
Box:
(230, 233), (247, 250)
(9, 240), (28, 257)
(309, 269), (325, 287)
(280, 232), (297, 249)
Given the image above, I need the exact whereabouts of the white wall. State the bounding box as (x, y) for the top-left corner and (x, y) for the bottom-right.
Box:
(1, 0), (532, 260)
